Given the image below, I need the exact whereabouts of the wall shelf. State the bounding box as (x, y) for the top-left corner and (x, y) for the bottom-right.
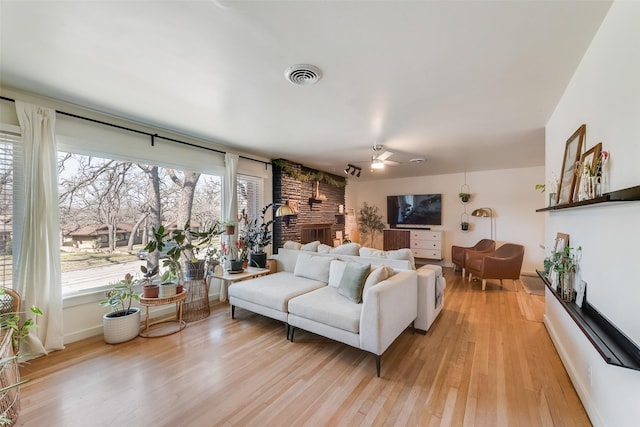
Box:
(536, 185), (640, 212)
(536, 270), (640, 371)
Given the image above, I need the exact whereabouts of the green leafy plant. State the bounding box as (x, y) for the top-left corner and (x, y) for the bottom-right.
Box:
(145, 223), (197, 282)
(100, 273), (141, 315)
(459, 192), (471, 202)
(239, 204), (274, 254)
(358, 202), (385, 247)
(0, 305), (43, 353)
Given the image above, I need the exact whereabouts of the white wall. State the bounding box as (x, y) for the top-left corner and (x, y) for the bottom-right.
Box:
(345, 166), (545, 274)
(544, 2), (640, 426)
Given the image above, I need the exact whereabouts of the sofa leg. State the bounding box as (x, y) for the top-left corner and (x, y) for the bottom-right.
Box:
(285, 323), (290, 340)
(231, 305), (235, 319)
(462, 267), (466, 278)
(376, 355), (381, 377)
(482, 279), (487, 291)
(289, 326), (295, 342)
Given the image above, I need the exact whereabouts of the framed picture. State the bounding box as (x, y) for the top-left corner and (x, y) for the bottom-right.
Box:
(554, 232), (569, 254)
(556, 124), (586, 205)
(573, 142), (602, 201)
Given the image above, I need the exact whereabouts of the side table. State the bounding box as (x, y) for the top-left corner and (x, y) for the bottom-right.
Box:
(139, 290), (187, 338)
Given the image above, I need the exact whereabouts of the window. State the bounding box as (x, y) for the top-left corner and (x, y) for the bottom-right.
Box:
(237, 174), (262, 221)
(0, 129), (21, 288)
(58, 151), (222, 294)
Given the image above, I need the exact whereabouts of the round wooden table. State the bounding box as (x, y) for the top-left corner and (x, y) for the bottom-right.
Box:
(139, 290), (187, 338)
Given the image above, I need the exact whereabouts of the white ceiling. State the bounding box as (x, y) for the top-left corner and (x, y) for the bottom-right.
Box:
(0, 1), (612, 180)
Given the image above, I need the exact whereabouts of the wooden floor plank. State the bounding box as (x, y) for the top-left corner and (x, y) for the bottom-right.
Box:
(17, 269), (592, 426)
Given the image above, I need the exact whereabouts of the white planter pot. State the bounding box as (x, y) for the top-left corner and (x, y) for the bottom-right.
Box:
(102, 307), (141, 344)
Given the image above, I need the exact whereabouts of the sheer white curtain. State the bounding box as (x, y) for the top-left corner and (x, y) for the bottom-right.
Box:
(224, 153), (238, 227)
(15, 101), (64, 356)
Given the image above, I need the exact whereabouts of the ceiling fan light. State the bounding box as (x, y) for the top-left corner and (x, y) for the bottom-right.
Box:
(371, 158), (384, 169)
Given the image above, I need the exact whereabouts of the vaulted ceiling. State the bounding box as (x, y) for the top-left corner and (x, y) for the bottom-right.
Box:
(0, 1), (612, 180)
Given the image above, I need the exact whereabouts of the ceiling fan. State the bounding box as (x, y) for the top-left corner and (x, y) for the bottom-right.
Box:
(370, 144), (399, 170)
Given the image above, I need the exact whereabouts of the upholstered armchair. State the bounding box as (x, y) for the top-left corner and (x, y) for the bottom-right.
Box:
(451, 239), (496, 278)
(465, 243), (525, 291)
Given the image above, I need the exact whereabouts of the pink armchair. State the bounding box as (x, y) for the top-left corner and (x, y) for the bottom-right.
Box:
(451, 239), (496, 279)
(465, 243), (525, 291)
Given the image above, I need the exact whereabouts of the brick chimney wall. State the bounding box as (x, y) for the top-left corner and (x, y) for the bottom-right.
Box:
(273, 159), (346, 251)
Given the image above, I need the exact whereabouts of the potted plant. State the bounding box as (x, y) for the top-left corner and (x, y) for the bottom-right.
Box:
(140, 264), (159, 298)
(144, 222), (202, 294)
(240, 204), (274, 268)
(0, 295), (43, 353)
(0, 301), (42, 426)
(461, 221), (469, 231)
(459, 192), (471, 203)
(222, 220), (236, 235)
(100, 273), (141, 344)
(357, 202), (385, 248)
(194, 222), (224, 275)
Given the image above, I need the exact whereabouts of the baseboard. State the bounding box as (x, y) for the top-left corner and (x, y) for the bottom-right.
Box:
(543, 314), (604, 427)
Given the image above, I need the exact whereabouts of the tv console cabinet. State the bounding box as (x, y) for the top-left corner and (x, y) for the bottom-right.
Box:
(383, 229), (443, 261)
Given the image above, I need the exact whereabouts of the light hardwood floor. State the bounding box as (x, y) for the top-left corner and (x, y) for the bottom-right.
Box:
(17, 269), (591, 426)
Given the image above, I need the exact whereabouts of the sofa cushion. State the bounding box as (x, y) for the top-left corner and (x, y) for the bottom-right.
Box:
(328, 260), (347, 288)
(283, 240), (302, 250)
(293, 252), (333, 283)
(288, 286), (363, 333)
(317, 243), (333, 253)
(359, 247), (416, 270)
(331, 243), (361, 256)
(359, 247), (384, 258)
(362, 265), (390, 303)
(274, 249), (301, 273)
(301, 240), (320, 252)
(337, 262), (371, 303)
(228, 272), (325, 312)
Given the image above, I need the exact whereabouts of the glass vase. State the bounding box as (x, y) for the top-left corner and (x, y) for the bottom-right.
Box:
(561, 272), (574, 302)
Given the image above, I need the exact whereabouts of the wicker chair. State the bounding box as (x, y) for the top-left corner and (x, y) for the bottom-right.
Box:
(0, 287), (21, 315)
(451, 239), (496, 279)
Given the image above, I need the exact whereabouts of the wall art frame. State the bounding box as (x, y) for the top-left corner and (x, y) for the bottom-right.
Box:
(556, 124), (586, 205)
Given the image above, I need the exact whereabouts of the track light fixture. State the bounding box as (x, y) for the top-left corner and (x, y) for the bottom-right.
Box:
(343, 164), (361, 177)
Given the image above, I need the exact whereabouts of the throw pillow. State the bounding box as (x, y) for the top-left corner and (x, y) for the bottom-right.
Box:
(327, 260), (347, 288)
(362, 265), (390, 303)
(331, 243), (361, 256)
(385, 248), (416, 269)
(359, 247), (385, 258)
(293, 252), (334, 282)
(301, 240), (320, 252)
(283, 241), (302, 250)
(337, 262), (371, 303)
(317, 244), (333, 253)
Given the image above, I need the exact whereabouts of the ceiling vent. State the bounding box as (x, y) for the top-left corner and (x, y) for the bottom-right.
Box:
(284, 64), (323, 85)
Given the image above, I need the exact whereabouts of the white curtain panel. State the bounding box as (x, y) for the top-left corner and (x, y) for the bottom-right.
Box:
(15, 101), (64, 356)
(224, 152), (238, 228)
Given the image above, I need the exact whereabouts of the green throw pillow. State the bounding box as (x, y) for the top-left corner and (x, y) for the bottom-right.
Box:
(337, 262), (371, 303)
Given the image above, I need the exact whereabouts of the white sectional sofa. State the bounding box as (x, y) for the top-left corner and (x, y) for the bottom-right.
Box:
(228, 244), (446, 376)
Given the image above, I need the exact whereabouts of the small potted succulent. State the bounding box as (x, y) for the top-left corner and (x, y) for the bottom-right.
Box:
(461, 221), (469, 231)
(459, 192), (471, 203)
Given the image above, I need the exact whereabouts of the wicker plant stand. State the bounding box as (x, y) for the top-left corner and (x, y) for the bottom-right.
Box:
(0, 329), (19, 426)
(183, 278), (210, 322)
(139, 290), (187, 338)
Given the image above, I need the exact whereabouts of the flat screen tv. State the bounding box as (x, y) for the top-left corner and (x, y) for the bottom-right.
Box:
(387, 194), (442, 226)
